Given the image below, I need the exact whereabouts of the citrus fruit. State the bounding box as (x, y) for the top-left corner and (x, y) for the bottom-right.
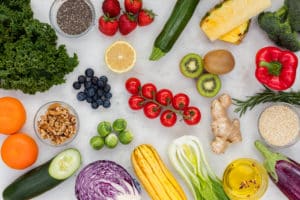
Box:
(1, 133), (38, 169)
(0, 97), (26, 135)
(105, 41), (136, 73)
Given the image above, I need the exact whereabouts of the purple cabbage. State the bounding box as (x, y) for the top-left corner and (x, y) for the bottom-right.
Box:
(75, 160), (141, 200)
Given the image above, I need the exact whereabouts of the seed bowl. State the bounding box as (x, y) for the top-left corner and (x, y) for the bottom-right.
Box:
(49, 0), (95, 38)
(34, 101), (79, 147)
(258, 103), (300, 148)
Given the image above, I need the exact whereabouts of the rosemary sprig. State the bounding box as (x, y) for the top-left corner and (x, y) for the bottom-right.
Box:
(233, 86), (300, 117)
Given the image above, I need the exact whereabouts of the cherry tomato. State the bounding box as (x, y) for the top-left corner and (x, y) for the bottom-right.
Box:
(172, 93), (190, 110)
(160, 110), (177, 127)
(143, 102), (161, 119)
(128, 95), (145, 110)
(141, 83), (157, 99)
(125, 77), (141, 95)
(183, 106), (201, 125)
(156, 89), (173, 106)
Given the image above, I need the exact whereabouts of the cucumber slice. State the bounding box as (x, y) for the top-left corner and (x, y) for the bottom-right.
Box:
(49, 148), (81, 180)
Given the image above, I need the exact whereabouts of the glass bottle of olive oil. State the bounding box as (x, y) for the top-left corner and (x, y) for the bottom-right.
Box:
(223, 158), (268, 200)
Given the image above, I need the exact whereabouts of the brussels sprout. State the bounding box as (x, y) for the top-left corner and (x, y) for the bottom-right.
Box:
(118, 130), (134, 144)
(90, 136), (105, 150)
(112, 118), (127, 132)
(105, 133), (119, 148)
(97, 121), (112, 137)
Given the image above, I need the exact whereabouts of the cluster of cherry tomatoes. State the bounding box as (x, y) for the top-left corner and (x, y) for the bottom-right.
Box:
(125, 77), (201, 127)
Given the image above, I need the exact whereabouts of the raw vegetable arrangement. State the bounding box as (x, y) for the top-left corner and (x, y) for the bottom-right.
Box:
(0, 0), (300, 200)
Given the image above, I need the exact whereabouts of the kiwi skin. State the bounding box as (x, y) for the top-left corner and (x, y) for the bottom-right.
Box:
(180, 53), (204, 78)
(204, 49), (235, 75)
(196, 73), (221, 98)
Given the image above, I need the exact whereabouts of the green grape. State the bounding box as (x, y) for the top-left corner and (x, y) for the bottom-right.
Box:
(97, 121), (112, 137)
(90, 136), (105, 150)
(112, 118), (127, 132)
(118, 130), (134, 144)
(105, 133), (119, 148)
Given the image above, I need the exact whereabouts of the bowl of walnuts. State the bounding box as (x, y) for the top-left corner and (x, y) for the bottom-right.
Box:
(34, 101), (79, 146)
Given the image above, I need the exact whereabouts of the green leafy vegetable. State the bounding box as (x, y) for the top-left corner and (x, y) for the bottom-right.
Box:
(258, 2), (300, 51)
(0, 0), (78, 94)
(168, 135), (229, 200)
(233, 86), (300, 117)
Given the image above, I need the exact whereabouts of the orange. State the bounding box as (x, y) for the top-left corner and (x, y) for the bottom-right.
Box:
(0, 97), (26, 134)
(1, 133), (38, 169)
(105, 41), (136, 73)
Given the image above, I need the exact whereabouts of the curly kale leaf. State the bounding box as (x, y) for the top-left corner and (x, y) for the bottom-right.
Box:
(0, 1), (78, 94)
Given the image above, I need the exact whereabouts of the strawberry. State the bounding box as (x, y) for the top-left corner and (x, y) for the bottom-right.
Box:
(102, 0), (121, 17)
(124, 0), (142, 14)
(98, 15), (118, 36)
(119, 13), (137, 35)
(138, 9), (155, 26)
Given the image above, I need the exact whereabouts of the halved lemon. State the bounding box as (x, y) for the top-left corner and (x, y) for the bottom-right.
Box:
(105, 41), (136, 73)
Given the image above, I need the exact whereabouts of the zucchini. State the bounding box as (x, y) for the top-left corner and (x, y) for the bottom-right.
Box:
(2, 148), (81, 200)
(149, 0), (200, 61)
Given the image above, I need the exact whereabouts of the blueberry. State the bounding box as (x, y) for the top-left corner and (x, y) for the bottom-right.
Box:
(91, 76), (98, 85)
(86, 97), (93, 103)
(77, 92), (86, 101)
(104, 84), (111, 92)
(78, 75), (86, 83)
(87, 88), (95, 97)
(105, 92), (112, 99)
(99, 76), (108, 84)
(85, 68), (94, 77)
(73, 81), (81, 90)
(97, 89), (104, 97)
(91, 102), (99, 109)
(96, 99), (103, 106)
(93, 94), (99, 101)
(97, 79), (104, 88)
(84, 81), (92, 89)
(103, 100), (111, 108)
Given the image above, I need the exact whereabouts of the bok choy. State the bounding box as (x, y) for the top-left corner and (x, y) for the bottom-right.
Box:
(168, 135), (229, 200)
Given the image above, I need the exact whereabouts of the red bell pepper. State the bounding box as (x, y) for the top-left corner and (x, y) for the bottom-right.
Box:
(255, 46), (298, 91)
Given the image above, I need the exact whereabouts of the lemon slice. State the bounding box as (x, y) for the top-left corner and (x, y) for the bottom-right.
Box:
(105, 41), (136, 73)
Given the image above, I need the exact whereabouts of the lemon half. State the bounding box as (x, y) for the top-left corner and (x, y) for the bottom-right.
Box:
(105, 41), (136, 73)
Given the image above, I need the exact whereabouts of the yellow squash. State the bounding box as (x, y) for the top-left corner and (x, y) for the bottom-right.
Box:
(131, 144), (187, 200)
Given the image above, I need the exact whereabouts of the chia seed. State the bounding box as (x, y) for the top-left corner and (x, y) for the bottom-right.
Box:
(56, 0), (93, 35)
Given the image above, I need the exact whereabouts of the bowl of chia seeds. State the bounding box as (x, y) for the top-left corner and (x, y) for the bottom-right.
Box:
(49, 0), (95, 38)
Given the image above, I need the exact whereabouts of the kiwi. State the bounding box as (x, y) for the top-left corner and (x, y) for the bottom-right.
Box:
(180, 53), (204, 78)
(196, 74), (221, 97)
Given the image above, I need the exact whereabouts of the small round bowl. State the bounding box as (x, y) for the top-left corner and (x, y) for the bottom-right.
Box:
(49, 0), (95, 38)
(258, 103), (300, 149)
(34, 101), (79, 147)
(223, 158), (269, 200)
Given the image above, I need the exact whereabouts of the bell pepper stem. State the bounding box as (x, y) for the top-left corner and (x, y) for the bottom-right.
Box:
(254, 140), (289, 182)
(259, 61), (282, 76)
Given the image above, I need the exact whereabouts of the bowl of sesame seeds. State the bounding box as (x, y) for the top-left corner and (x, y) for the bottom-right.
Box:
(258, 103), (300, 148)
(49, 0), (95, 38)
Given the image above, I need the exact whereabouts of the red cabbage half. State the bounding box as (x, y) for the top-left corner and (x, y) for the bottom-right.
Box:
(75, 160), (141, 200)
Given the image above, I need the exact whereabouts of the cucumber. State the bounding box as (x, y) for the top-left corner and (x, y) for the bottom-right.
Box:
(149, 0), (200, 61)
(2, 148), (81, 200)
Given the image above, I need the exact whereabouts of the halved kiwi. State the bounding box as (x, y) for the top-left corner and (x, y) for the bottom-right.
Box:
(196, 74), (221, 97)
(180, 53), (204, 78)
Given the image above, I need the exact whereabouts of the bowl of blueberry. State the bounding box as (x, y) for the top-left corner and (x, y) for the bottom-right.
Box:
(73, 68), (112, 109)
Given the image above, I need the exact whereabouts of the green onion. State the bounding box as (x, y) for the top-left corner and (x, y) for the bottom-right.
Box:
(168, 135), (229, 200)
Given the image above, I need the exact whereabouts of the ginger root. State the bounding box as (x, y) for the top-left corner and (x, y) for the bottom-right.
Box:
(210, 93), (242, 154)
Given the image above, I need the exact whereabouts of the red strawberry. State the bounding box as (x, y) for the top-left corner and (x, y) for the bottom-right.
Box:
(102, 0), (121, 17)
(119, 13), (137, 35)
(138, 9), (155, 26)
(98, 15), (118, 36)
(124, 0), (142, 14)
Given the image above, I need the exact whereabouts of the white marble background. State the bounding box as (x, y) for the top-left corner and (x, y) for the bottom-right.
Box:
(0, 0), (299, 199)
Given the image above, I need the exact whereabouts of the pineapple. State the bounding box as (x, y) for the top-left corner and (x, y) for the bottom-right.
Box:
(200, 0), (271, 41)
(219, 20), (251, 44)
